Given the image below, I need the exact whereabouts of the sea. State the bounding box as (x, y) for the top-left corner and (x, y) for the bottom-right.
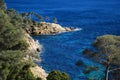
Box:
(5, 0), (120, 80)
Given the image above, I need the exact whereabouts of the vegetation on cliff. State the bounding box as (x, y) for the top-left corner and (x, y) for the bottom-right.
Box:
(1, 0), (120, 79)
(0, 0), (6, 10)
(0, 0), (70, 80)
(47, 70), (70, 80)
(0, 0), (41, 80)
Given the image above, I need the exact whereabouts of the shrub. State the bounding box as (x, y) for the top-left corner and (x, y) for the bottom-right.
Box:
(0, 50), (24, 80)
(47, 70), (70, 80)
(0, 9), (28, 51)
(0, 0), (6, 10)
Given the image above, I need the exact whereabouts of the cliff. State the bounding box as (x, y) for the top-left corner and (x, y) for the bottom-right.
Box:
(24, 33), (42, 60)
(23, 32), (47, 80)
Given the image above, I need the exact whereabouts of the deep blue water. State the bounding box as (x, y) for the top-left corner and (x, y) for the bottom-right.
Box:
(5, 0), (120, 80)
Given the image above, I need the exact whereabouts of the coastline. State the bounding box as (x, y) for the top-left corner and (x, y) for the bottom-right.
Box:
(25, 22), (80, 35)
(24, 33), (48, 80)
(4, 0), (120, 79)
(24, 22), (80, 80)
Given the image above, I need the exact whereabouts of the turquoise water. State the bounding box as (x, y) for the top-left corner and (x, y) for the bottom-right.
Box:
(6, 0), (120, 79)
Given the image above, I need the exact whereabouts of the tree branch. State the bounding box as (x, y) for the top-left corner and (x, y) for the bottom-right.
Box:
(109, 67), (120, 72)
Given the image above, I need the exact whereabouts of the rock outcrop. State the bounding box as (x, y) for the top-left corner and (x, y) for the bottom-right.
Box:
(26, 22), (80, 35)
(23, 33), (42, 61)
(23, 33), (47, 80)
(30, 66), (48, 80)
(26, 33), (41, 54)
(22, 22), (80, 80)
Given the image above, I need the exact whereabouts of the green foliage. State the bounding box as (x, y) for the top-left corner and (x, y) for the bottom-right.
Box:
(11, 40), (29, 50)
(30, 12), (44, 21)
(0, 1), (45, 80)
(0, 9), (28, 50)
(94, 35), (120, 65)
(7, 9), (24, 27)
(47, 70), (70, 80)
(93, 35), (120, 80)
(82, 35), (120, 79)
(36, 77), (42, 80)
(0, 50), (40, 80)
(0, 50), (24, 61)
(21, 12), (43, 26)
(0, 3), (38, 80)
(16, 68), (36, 80)
(0, 1), (67, 80)
(0, 50), (24, 80)
(0, 0), (6, 10)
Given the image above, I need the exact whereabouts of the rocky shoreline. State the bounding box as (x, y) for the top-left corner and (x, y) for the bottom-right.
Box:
(30, 66), (48, 80)
(25, 22), (80, 35)
(24, 33), (48, 80)
(24, 22), (80, 80)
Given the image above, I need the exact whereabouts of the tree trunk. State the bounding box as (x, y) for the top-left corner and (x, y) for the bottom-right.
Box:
(105, 62), (110, 80)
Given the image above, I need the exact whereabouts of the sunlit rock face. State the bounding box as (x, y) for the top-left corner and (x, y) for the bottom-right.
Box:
(31, 22), (79, 35)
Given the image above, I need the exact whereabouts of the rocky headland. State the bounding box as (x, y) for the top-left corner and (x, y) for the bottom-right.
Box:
(25, 22), (80, 35)
(23, 22), (80, 80)
(0, 0), (79, 79)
